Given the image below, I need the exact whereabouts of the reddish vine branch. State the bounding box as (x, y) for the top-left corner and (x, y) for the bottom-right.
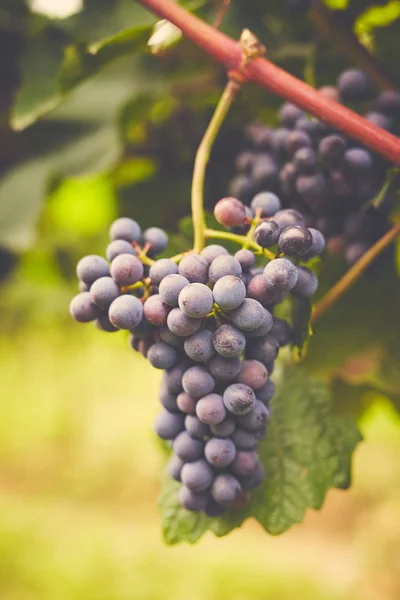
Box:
(137, 0), (400, 166)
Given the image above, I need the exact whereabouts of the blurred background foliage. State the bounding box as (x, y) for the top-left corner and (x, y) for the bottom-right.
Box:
(0, 0), (400, 596)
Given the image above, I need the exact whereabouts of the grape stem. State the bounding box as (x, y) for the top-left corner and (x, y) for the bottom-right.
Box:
(204, 228), (275, 260)
(309, 1), (396, 91)
(312, 221), (400, 323)
(192, 79), (239, 253)
(137, 0), (400, 165)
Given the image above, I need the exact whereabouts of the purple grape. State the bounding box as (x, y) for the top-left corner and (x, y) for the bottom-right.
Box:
(213, 324), (246, 358)
(196, 393), (226, 425)
(236, 360), (268, 390)
(292, 266), (319, 297)
(184, 415), (210, 441)
(257, 379), (276, 405)
(231, 451), (259, 477)
(173, 431), (204, 461)
(159, 274), (190, 307)
(208, 355), (242, 381)
(251, 192), (281, 217)
(223, 383), (256, 415)
(143, 227), (168, 254)
(263, 258), (298, 292)
(147, 342), (177, 369)
(168, 455), (184, 482)
(182, 366), (215, 399)
(143, 294), (171, 326)
(181, 460), (213, 492)
(90, 276), (120, 309)
(184, 329), (215, 362)
(338, 69), (371, 103)
(253, 221), (280, 248)
(278, 225), (313, 257)
(178, 254), (209, 284)
(214, 197), (247, 227)
(149, 259), (178, 286)
(200, 245), (229, 263)
(178, 283), (214, 318)
(70, 292), (101, 323)
(177, 392), (197, 415)
(240, 400), (270, 431)
(106, 239), (135, 262)
(209, 255), (242, 285)
(76, 255), (110, 285)
(154, 409), (184, 440)
(210, 415), (236, 438)
(247, 334), (280, 365)
(110, 254), (144, 287)
(179, 486), (209, 511)
(167, 308), (202, 337)
(213, 275), (246, 311)
(211, 474), (242, 504)
(229, 298), (271, 332)
(109, 217), (141, 243)
(234, 249), (255, 271)
(205, 437), (236, 469)
(108, 295), (143, 330)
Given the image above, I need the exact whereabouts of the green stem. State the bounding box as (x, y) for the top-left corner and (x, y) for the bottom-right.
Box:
(312, 221), (400, 323)
(204, 228), (275, 260)
(192, 80), (239, 253)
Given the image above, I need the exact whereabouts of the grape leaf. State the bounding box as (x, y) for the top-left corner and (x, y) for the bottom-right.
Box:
(159, 364), (361, 544)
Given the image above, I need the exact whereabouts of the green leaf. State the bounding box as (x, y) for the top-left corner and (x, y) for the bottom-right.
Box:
(159, 365), (361, 544)
(291, 296), (312, 361)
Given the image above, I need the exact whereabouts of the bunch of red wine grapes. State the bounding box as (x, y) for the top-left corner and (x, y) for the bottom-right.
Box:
(230, 69), (400, 267)
(70, 197), (324, 515)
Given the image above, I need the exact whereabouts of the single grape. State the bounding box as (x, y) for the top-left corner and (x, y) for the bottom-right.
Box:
(178, 254), (209, 284)
(173, 431), (204, 461)
(163, 362), (189, 394)
(208, 355), (242, 381)
(70, 292), (101, 323)
(240, 400), (270, 431)
(159, 385), (179, 412)
(235, 150), (257, 173)
(270, 317), (292, 347)
(344, 148), (373, 172)
(106, 239), (135, 262)
(178, 486), (209, 511)
(214, 197), (247, 227)
(196, 393), (226, 425)
(168, 455), (184, 482)
(245, 310), (276, 339)
(158, 325), (182, 348)
(184, 329), (215, 362)
(177, 392), (197, 414)
(246, 274), (278, 307)
(229, 298), (271, 332)
(273, 209), (305, 232)
(200, 244), (229, 263)
(213, 275), (246, 311)
(143, 294), (171, 326)
(159, 274), (190, 307)
(251, 154), (279, 187)
(231, 451), (259, 477)
(279, 102), (304, 127)
(257, 379), (276, 405)
(204, 499), (228, 517)
(209, 255), (242, 285)
(338, 69), (371, 103)
(292, 266), (319, 297)
(109, 217), (141, 243)
(247, 334), (280, 365)
(184, 415), (210, 441)
(154, 409), (184, 440)
(167, 308), (202, 337)
(211, 474), (242, 504)
(147, 342), (177, 370)
(181, 460), (214, 492)
(285, 130), (311, 155)
(229, 174), (254, 203)
(318, 85), (339, 102)
(94, 313), (118, 332)
(108, 295), (143, 330)
(278, 225), (313, 257)
(76, 255), (110, 285)
(110, 254), (144, 287)
(236, 360), (268, 390)
(149, 259), (178, 286)
(319, 134), (346, 165)
(376, 90), (400, 116)
(296, 174), (328, 209)
(280, 161), (298, 196)
(234, 249), (255, 271)
(213, 324), (246, 358)
(231, 428), (258, 450)
(178, 283), (214, 318)
(366, 111), (390, 130)
(253, 221), (280, 248)
(240, 462), (265, 490)
(143, 227), (168, 254)
(182, 366), (215, 399)
(210, 415), (236, 438)
(90, 276), (120, 309)
(293, 147), (317, 173)
(250, 192), (281, 217)
(205, 437), (236, 469)
(78, 281), (90, 293)
(223, 383), (256, 415)
(303, 227), (326, 260)
(263, 258), (298, 292)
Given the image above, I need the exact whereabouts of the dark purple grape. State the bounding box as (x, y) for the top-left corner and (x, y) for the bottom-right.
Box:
(110, 254), (144, 287)
(181, 460), (213, 492)
(240, 400), (270, 431)
(366, 111), (390, 130)
(213, 324), (246, 358)
(158, 326), (182, 348)
(214, 197), (247, 227)
(229, 174), (254, 203)
(173, 431), (204, 461)
(344, 148), (373, 172)
(247, 334), (280, 365)
(94, 313), (118, 332)
(376, 90), (400, 116)
(213, 275), (246, 310)
(211, 474), (242, 504)
(143, 294), (171, 326)
(210, 416), (236, 438)
(240, 462), (265, 490)
(296, 173), (328, 209)
(178, 254), (209, 284)
(270, 317), (292, 347)
(208, 356), (242, 381)
(234, 249), (255, 271)
(293, 147), (317, 173)
(200, 245), (229, 263)
(110, 218), (141, 243)
(292, 266), (319, 297)
(223, 383), (256, 415)
(182, 366), (215, 399)
(231, 451), (259, 477)
(285, 130), (311, 155)
(108, 295), (143, 329)
(235, 151), (257, 173)
(106, 240), (136, 262)
(143, 227), (168, 254)
(236, 360), (268, 390)
(247, 274), (278, 307)
(149, 259), (178, 286)
(147, 342), (177, 369)
(168, 455), (184, 482)
(253, 221), (280, 248)
(319, 134), (346, 165)
(163, 362), (189, 394)
(232, 428), (258, 450)
(90, 276), (120, 309)
(303, 227), (326, 260)
(278, 225), (313, 257)
(184, 415), (210, 440)
(159, 274), (189, 307)
(154, 409), (184, 440)
(257, 379), (276, 405)
(251, 192), (281, 217)
(209, 255), (242, 285)
(184, 329), (215, 362)
(279, 102), (304, 127)
(196, 393), (226, 425)
(205, 437), (236, 468)
(177, 392), (197, 414)
(338, 69), (372, 103)
(251, 154), (279, 187)
(263, 258), (298, 292)
(76, 255), (110, 285)
(167, 308), (201, 337)
(159, 384), (179, 412)
(273, 209), (305, 232)
(178, 486), (209, 511)
(178, 283), (214, 318)
(230, 298), (271, 332)
(70, 292), (101, 323)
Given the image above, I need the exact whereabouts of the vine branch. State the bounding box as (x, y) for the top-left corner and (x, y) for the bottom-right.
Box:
(312, 222), (400, 323)
(137, 0), (400, 166)
(309, 1), (395, 91)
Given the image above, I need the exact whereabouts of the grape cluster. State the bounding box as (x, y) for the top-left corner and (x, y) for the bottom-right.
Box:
(230, 70), (400, 267)
(70, 199), (323, 515)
